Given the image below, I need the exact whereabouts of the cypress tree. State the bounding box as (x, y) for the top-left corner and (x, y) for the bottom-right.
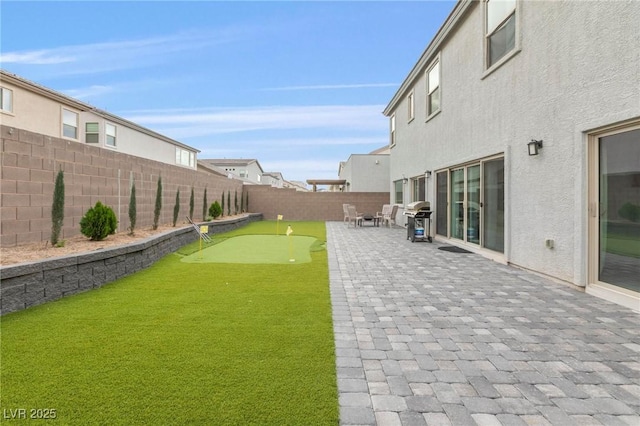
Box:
(227, 190), (231, 216)
(128, 180), (137, 235)
(172, 188), (180, 227)
(153, 177), (162, 230)
(189, 186), (195, 220)
(51, 169), (65, 246)
(221, 191), (225, 217)
(234, 190), (238, 215)
(245, 192), (249, 212)
(202, 188), (208, 221)
(240, 190), (244, 213)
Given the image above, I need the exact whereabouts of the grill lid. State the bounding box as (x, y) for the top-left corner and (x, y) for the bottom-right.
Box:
(406, 201), (430, 211)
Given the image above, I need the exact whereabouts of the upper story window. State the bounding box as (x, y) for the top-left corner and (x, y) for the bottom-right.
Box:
(175, 147), (195, 168)
(62, 108), (79, 139)
(105, 123), (117, 147)
(1, 87), (13, 113)
(390, 114), (396, 147)
(86, 122), (99, 143)
(427, 59), (440, 117)
(486, 0), (517, 68)
(407, 91), (415, 122)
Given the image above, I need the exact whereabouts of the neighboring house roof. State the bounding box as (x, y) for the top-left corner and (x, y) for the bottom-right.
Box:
(0, 69), (199, 153)
(369, 145), (391, 155)
(263, 172), (284, 180)
(199, 158), (264, 173)
(383, 1), (469, 116)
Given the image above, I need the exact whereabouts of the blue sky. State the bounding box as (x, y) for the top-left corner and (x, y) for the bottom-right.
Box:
(1, 1), (455, 183)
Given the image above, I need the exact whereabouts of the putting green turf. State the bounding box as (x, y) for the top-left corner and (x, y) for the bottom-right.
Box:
(1, 221), (338, 424)
(181, 235), (317, 264)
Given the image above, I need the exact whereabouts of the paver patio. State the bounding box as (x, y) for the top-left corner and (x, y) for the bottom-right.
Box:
(326, 222), (640, 426)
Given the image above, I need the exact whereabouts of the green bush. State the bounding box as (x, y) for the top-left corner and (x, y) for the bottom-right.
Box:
(619, 202), (640, 222)
(208, 201), (222, 219)
(80, 201), (118, 241)
(221, 191), (225, 217)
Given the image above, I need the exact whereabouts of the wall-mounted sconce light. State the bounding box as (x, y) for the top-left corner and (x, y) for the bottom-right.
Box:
(402, 175), (408, 184)
(528, 139), (543, 156)
(425, 170), (432, 178)
(8, 127), (14, 135)
(375, 160), (380, 165)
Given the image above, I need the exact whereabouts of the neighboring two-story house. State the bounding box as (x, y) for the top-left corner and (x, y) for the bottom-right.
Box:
(384, 0), (639, 310)
(338, 146), (390, 192)
(199, 159), (264, 184)
(0, 70), (199, 169)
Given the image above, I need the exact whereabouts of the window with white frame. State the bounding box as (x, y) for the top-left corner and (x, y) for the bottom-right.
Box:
(427, 60), (440, 116)
(86, 122), (99, 143)
(394, 180), (404, 204)
(486, 0), (516, 68)
(390, 114), (396, 147)
(62, 109), (78, 139)
(175, 147), (195, 167)
(105, 123), (117, 147)
(407, 91), (415, 122)
(0, 87), (13, 113)
(412, 176), (425, 202)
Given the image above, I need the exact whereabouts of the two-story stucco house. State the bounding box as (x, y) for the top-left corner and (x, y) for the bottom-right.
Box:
(338, 146), (390, 192)
(199, 159), (265, 185)
(0, 70), (199, 169)
(383, 0), (639, 310)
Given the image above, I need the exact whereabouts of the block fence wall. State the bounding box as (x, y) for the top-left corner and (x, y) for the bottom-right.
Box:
(0, 125), (244, 248)
(0, 214), (262, 315)
(244, 185), (390, 221)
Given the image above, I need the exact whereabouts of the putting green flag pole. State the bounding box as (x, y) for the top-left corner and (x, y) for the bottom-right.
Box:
(286, 224), (294, 262)
(277, 214), (283, 235)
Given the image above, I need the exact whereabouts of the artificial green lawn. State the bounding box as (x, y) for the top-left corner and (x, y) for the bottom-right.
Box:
(1, 221), (338, 425)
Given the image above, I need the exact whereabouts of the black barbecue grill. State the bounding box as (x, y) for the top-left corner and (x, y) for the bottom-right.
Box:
(404, 201), (433, 243)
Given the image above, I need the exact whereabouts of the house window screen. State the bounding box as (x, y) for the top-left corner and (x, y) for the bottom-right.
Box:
(106, 123), (116, 147)
(86, 122), (99, 143)
(63, 109), (78, 139)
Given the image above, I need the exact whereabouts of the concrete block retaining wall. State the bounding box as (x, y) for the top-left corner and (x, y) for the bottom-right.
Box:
(0, 213), (262, 315)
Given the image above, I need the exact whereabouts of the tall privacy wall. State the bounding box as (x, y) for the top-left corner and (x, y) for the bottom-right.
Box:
(1, 125), (243, 248)
(245, 185), (390, 221)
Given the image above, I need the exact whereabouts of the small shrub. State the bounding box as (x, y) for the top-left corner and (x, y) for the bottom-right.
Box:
(80, 201), (118, 241)
(619, 202), (640, 222)
(209, 201), (222, 219)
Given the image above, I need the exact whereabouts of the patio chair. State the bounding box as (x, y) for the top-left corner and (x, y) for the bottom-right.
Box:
(375, 204), (391, 224)
(343, 204), (351, 224)
(346, 205), (364, 228)
(382, 205), (399, 227)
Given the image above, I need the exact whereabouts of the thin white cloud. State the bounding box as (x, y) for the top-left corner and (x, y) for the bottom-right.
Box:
(260, 83), (399, 91)
(64, 85), (114, 100)
(0, 29), (250, 76)
(123, 104), (387, 139)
